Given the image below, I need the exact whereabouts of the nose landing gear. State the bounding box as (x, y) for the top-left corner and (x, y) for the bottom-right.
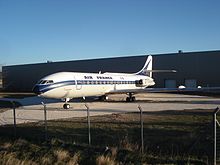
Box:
(63, 98), (71, 109)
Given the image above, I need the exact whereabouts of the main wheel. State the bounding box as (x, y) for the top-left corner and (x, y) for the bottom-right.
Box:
(131, 96), (136, 102)
(126, 96), (136, 102)
(126, 97), (131, 102)
(63, 103), (70, 109)
(99, 95), (108, 101)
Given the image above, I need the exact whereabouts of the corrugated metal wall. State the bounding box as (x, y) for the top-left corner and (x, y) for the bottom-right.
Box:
(2, 50), (220, 92)
(153, 51), (220, 88)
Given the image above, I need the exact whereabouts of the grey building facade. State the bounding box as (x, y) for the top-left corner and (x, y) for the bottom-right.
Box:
(0, 72), (2, 89)
(2, 50), (220, 92)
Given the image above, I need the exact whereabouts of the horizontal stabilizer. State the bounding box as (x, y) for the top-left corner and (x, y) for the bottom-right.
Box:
(146, 70), (177, 73)
(106, 86), (220, 95)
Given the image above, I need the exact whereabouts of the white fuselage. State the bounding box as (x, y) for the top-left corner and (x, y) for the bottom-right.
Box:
(33, 72), (155, 100)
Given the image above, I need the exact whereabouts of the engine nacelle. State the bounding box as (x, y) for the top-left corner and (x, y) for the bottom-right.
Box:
(135, 79), (149, 87)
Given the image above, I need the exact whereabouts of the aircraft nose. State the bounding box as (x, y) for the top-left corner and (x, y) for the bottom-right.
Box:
(33, 85), (42, 95)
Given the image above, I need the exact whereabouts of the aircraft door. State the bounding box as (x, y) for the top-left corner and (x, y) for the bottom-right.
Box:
(75, 77), (82, 90)
(114, 83), (117, 90)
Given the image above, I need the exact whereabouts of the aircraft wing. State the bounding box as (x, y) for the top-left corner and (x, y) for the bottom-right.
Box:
(106, 89), (143, 95)
(106, 87), (220, 95)
(106, 88), (179, 95)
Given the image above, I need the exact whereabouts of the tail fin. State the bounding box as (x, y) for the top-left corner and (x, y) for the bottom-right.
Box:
(135, 55), (153, 77)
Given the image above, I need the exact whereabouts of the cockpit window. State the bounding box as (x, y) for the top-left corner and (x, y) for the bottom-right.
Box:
(47, 80), (54, 84)
(38, 80), (54, 84)
(37, 80), (44, 84)
(41, 80), (47, 84)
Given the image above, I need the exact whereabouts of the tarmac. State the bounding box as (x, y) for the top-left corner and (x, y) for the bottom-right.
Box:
(1, 93), (220, 125)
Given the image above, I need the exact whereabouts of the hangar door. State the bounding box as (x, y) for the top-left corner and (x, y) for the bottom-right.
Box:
(164, 79), (176, 88)
(185, 79), (197, 88)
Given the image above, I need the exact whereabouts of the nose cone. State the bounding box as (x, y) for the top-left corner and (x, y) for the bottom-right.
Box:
(33, 85), (42, 95)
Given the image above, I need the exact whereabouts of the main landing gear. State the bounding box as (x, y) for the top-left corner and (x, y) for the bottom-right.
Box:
(99, 95), (109, 101)
(63, 98), (70, 109)
(126, 93), (136, 102)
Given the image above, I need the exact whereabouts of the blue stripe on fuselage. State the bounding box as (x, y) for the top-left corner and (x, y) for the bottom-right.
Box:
(35, 80), (75, 94)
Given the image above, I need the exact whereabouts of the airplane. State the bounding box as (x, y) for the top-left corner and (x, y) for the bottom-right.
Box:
(33, 55), (175, 109)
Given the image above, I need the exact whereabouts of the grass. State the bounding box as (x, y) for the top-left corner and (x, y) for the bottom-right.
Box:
(0, 109), (216, 164)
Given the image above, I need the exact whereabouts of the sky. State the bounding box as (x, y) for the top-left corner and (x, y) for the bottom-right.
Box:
(0, 0), (220, 66)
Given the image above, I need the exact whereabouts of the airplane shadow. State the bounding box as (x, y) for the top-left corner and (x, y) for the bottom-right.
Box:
(0, 96), (60, 107)
(0, 96), (101, 107)
(1, 95), (220, 108)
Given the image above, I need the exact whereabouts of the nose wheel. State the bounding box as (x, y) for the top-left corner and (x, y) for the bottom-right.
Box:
(62, 98), (71, 109)
(63, 103), (70, 109)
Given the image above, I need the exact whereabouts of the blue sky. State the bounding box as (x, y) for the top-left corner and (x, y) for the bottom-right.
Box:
(0, 0), (220, 66)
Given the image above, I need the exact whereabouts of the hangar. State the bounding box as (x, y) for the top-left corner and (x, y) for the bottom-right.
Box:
(0, 72), (2, 89)
(2, 50), (220, 92)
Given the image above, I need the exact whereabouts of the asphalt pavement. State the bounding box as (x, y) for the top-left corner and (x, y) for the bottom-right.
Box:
(1, 93), (220, 125)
